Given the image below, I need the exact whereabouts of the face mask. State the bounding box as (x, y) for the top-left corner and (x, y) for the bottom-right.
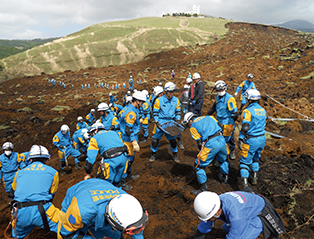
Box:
(4, 150), (12, 156)
(218, 90), (226, 97)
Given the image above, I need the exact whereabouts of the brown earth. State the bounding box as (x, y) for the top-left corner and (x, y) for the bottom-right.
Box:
(0, 22), (314, 239)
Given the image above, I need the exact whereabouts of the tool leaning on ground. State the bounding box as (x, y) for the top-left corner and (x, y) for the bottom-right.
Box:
(62, 147), (72, 171)
(156, 120), (185, 137)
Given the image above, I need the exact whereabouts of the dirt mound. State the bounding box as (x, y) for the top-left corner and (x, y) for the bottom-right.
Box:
(0, 22), (314, 238)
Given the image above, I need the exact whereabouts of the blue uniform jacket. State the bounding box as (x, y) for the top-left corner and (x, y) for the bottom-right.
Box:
(109, 95), (117, 104)
(240, 102), (266, 139)
(76, 121), (89, 130)
(198, 191), (265, 238)
(86, 130), (125, 165)
(119, 104), (141, 142)
(73, 129), (88, 146)
(235, 80), (256, 95)
(190, 116), (222, 142)
(59, 179), (143, 239)
(215, 93), (237, 125)
(86, 113), (96, 126)
(12, 161), (59, 202)
(18, 152), (30, 167)
(100, 111), (120, 130)
(140, 99), (151, 123)
(53, 131), (73, 149)
(153, 95), (180, 124)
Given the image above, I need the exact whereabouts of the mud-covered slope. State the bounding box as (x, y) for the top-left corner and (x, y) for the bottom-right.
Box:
(0, 22), (314, 239)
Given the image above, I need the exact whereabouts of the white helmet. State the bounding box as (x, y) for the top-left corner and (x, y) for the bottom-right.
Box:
(61, 124), (70, 135)
(133, 89), (138, 93)
(186, 78), (193, 84)
(83, 132), (90, 141)
(89, 122), (105, 133)
(130, 75), (133, 78)
(109, 93), (113, 96)
(105, 194), (148, 235)
(77, 116), (83, 121)
(81, 128), (88, 134)
(182, 112), (196, 126)
(98, 102), (109, 111)
(214, 80), (227, 91)
(192, 73), (201, 80)
(126, 96), (133, 104)
(132, 91), (147, 102)
(142, 90), (149, 97)
(245, 89), (261, 100)
(91, 109), (95, 113)
(153, 86), (164, 96)
(158, 82), (163, 86)
(164, 82), (176, 92)
(2, 142), (14, 150)
(194, 191), (221, 221)
(29, 145), (50, 160)
(247, 73), (254, 79)
(183, 84), (189, 89)
(127, 91), (131, 95)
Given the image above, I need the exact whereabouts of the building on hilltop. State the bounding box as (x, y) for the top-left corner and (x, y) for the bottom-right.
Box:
(193, 4), (200, 15)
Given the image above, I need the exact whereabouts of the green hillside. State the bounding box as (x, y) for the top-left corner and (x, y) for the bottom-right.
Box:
(0, 17), (230, 79)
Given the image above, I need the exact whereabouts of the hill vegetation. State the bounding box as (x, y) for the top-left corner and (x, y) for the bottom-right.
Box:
(276, 19), (314, 33)
(0, 17), (230, 80)
(0, 38), (57, 59)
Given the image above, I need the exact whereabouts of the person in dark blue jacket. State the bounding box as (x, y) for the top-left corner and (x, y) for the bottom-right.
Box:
(11, 145), (60, 238)
(193, 191), (285, 239)
(238, 89), (266, 188)
(57, 179), (148, 239)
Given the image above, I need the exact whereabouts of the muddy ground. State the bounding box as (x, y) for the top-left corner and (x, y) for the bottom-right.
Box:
(0, 22), (314, 238)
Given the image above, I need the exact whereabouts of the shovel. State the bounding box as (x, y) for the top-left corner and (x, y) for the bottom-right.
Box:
(62, 148), (72, 172)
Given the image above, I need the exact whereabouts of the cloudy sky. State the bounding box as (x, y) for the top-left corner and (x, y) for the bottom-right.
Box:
(1, 0), (314, 39)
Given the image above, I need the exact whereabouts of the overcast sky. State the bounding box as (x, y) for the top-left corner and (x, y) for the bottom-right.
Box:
(1, 0), (314, 39)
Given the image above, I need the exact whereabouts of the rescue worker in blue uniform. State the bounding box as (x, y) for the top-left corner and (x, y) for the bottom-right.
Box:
(123, 91), (132, 107)
(139, 90), (151, 143)
(129, 75), (134, 91)
(72, 128), (89, 158)
(193, 191), (285, 239)
(76, 116), (89, 130)
(149, 82), (181, 163)
(98, 102), (120, 131)
(119, 91), (146, 180)
(86, 109), (96, 126)
(58, 179), (148, 239)
(182, 113), (229, 195)
(235, 73), (257, 111)
(11, 145), (60, 238)
(0, 142), (26, 198)
(109, 103), (123, 117)
(83, 122), (131, 190)
(52, 124), (82, 173)
(238, 89), (266, 188)
(109, 93), (117, 105)
(208, 80), (239, 160)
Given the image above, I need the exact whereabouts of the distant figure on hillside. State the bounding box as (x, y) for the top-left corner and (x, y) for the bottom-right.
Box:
(171, 70), (175, 79)
(129, 75), (134, 91)
(235, 73), (256, 111)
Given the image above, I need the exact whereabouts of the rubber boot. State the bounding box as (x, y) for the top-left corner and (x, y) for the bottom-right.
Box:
(250, 172), (258, 185)
(173, 152), (180, 163)
(120, 179), (133, 191)
(75, 163), (81, 170)
(140, 137), (148, 144)
(218, 173), (228, 185)
(241, 177), (249, 189)
(229, 150), (236, 160)
(177, 138), (184, 149)
(149, 152), (156, 162)
(191, 183), (208, 196)
(126, 173), (139, 181)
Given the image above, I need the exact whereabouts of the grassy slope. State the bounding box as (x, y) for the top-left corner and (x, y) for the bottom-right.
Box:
(0, 17), (230, 78)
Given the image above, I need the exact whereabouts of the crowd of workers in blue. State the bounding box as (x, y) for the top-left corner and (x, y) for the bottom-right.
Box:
(0, 73), (286, 238)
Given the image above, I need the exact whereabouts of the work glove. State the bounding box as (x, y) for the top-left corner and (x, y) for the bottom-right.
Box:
(132, 140), (140, 152)
(109, 125), (115, 131)
(238, 139), (244, 151)
(139, 118), (144, 124)
(59, 145), (65, 149)
(234, 92), (238, 96)
(84, 173), (91, 180)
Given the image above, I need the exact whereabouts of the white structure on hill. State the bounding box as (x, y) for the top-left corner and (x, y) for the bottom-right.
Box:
(193, 4), (200, 15)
